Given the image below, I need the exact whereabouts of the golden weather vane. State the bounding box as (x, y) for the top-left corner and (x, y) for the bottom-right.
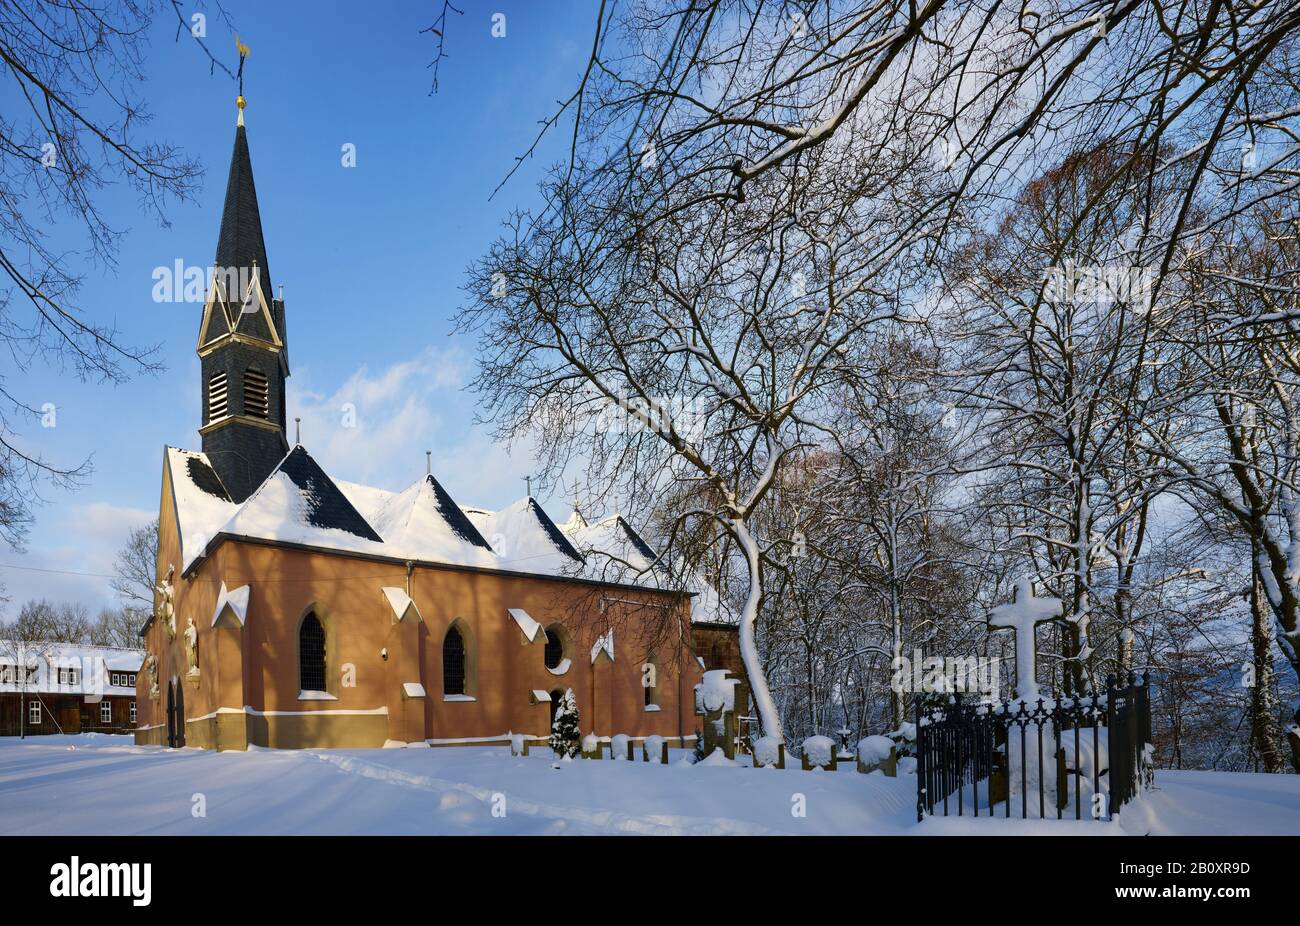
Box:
(235, 35), (250, 110)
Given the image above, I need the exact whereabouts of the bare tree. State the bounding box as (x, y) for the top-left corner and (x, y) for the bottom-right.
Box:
(0, 1), (232, 547)
(946, 143), (1181, 696)
(472, 0), (1300, 743)
(111, 518), (158, 619)
(1150, 200), (1300, 769)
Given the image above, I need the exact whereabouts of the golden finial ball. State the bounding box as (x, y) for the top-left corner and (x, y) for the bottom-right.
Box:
(236, 95), (246, 110)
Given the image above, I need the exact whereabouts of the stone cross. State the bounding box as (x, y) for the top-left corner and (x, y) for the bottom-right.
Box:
(988, 579), (1062, 700)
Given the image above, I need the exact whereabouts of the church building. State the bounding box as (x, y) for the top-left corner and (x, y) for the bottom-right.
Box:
(135, 93), (705, 751)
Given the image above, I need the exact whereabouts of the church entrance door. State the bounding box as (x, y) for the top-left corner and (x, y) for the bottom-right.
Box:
(166, 679), (186, 748)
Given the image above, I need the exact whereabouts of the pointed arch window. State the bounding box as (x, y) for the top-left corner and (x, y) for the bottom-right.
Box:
(208, 372), (229, 420)
(299, 612), (326, 692)
(244, 368), (269, 419)
(443, 626), (466, 696)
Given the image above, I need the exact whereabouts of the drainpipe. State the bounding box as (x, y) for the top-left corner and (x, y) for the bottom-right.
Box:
(405, 561), (413, 598)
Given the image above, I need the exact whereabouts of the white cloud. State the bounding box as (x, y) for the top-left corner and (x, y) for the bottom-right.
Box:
(1, 501), (153, 618)
(287, 346), (542, 508)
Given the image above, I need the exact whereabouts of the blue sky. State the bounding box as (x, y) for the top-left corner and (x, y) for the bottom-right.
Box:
(1, 1), (597, 612)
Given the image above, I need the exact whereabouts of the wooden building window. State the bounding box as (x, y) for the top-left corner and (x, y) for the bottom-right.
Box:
(129, 702), (137, 724)
(244, 368), (269, 419)
(443, 626), (466, 696)
(100, 701), (112, 723)
(28, 701), (40, 725)
(299, 612), (326, 692)
(209, 372), (229, 419)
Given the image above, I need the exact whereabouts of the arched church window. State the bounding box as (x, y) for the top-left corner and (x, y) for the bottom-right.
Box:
(244, 368), (270, 419)
(299, 612), (326, 692)
(443, 626), (466, 696)
(208, 372), (229, 420)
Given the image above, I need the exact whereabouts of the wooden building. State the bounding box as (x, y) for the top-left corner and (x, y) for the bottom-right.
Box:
(0, 642), (142, 737)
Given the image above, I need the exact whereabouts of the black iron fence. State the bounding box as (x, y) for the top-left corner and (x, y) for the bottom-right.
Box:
(916, 673), (1153, 822)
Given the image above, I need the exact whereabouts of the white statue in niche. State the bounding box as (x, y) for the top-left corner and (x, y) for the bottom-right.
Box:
(183, 617), (199, 676)
(144, 653), (159, 701)
(156, 563), (176, 641)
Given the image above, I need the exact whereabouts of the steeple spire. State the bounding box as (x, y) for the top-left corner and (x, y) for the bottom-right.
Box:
(196, 40), (291, 504)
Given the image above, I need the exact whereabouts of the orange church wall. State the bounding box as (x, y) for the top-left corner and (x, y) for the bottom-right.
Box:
(137, 515), (704, 751)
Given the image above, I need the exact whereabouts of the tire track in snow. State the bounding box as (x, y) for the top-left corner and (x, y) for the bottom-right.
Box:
(305, 751), (787, 835)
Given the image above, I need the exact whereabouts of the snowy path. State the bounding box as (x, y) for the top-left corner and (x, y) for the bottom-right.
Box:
(0, 735), (1295, 835)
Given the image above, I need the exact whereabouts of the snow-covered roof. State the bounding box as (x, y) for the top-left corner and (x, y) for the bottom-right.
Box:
(166, 447), (240, 571)
(370, 474), (497, 568)
(561, 513), (667, 590)
(335, 479), (393, 523)
(0, 640), (143, 696)
(463, 497), (584, 575)
(169, 445), (718, 615)
(220, 446), (385, 554)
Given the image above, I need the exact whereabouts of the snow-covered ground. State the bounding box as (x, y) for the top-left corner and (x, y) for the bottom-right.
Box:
(0, 735), (1296, 836)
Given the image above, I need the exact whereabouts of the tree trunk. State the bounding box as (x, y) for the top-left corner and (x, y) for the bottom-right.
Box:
(889, 583), (904, 729)
(733, 519), (783, 742)
(1248, 556), (1288, 772)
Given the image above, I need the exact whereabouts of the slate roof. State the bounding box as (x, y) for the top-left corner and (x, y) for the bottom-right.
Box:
(462, 497), (585, 575)
(166, 447), (240, 570)
(369, 474), (499, 568)
(185, 454), (230, 501)
(169, 443), (689, 602)
(213, 446), (384, 559)
(215, 125), (273, 325)
(201, 119), (285, 358)
(274, 446), (382, 541)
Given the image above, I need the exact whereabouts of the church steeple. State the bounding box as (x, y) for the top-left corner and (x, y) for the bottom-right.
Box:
(197, 66), (290, 504)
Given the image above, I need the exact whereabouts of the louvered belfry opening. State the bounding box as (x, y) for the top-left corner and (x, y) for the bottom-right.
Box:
(208, 372), (229, 420)
(299, 612), (326, 692)
(443, 626), (466, 696)
(244, 368), (270, 418)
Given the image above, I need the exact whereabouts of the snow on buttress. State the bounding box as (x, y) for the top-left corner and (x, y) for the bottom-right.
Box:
(382, 587), (417, 621)
(210, 582), (251, 627)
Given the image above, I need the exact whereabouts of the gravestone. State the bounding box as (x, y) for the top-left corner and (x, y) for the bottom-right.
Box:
(694, 669), (740, 760)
